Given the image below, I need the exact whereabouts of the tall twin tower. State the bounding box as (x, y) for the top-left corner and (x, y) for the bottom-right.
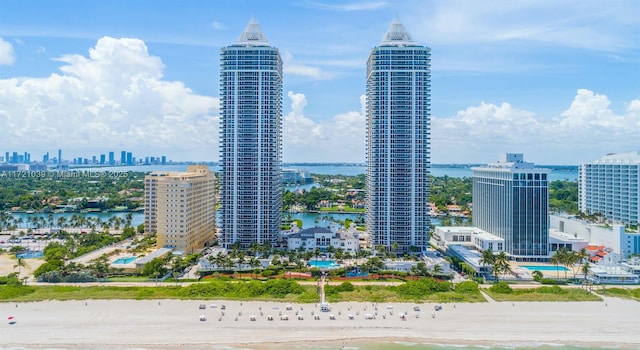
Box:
(221, 18), (431, 253)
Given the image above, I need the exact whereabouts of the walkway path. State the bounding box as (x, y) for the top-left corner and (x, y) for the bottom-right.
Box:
(319, 274), (326, 304)
(480, 290), (496, 303)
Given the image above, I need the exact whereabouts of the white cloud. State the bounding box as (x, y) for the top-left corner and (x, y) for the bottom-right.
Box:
(0, 37), (16, 65)
(283, 91), (365, 162)
(283, 88), (640, 164)
(0, 36), (219, 159)
(282, 51), (332, 80)
(431, 89), (640, 164)
(211, 21), (225, 30)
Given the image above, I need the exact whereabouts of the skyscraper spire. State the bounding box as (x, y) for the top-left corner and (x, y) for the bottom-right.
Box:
(237, 16), (269, 45)
(380, 16), (415, 45)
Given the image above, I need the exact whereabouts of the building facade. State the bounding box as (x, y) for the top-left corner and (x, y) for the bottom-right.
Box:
(472, 154), (549, 261)
(287, 227), (360, 254)
(366, 18), (431, 254)
(578, 151), (640, 225)
(220, 18), (283, 250)
(144, 165), (216, 254)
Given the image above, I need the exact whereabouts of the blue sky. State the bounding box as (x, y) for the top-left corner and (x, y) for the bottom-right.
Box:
(0, 0), (639, 165)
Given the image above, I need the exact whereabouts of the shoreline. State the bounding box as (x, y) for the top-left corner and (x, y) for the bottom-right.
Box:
(2, 298), (638, 349)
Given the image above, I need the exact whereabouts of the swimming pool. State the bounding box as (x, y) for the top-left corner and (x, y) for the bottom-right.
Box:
(113, 256), (137, 264)
(16, 251), (43, 259)
(521, 265), (570, 271)
(308, 259), (340, 269)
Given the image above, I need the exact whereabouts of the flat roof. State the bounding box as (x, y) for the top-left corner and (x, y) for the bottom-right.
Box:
(549, 229), (590, 242)
(438, 226), (504, 242)
(447, 245), (483, 269)
(135, 248), (172, 265)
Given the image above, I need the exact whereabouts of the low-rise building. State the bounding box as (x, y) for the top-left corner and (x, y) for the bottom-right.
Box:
(551, 214), (640, 259)
(433, 226), (505, 252)
(548, 229), (590, 253)
(587, 266), (639, 285)
(620, 257), (640, 276)
(287, 226), (360, 254)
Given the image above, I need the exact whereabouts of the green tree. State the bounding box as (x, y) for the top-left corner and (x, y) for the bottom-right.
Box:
(492, 252), (512, 282)
(141, 257), (168, 277)
(13, 257), (28, 277)
(581, 261), (591, 289)
(478, 249), (495, 280)
(550, 250), (562, 278)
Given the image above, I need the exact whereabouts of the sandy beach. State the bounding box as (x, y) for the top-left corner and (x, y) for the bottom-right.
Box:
(1, 295), (638, 349)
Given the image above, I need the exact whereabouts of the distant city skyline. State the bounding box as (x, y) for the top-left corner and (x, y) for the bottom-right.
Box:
(0, 1), (638, 164)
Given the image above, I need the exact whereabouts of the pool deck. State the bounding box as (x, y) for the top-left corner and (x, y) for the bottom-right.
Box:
(513, 262), (576, 279)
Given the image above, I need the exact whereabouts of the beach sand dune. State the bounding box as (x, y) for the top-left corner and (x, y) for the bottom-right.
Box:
(1, 297), (638, 349)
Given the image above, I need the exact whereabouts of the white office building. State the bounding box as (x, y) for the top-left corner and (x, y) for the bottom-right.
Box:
(220, 18), (283, 250)
(366, 17), (431, 254)
(578, 151), (640, 225)
(472, 154), (550, 261)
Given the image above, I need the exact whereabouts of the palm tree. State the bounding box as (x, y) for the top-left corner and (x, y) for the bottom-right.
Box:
(581, 261), (591, 289)
(576, 248), (589, 264)
(248, 256), (261, 277)
(38, 216), (46, 233)
(560, 248), (577, 279)
(478, 249), (495, 280)
(57, 216), (67, 230)
(125, 213), (133, 228)
(14, 257), (28, 277)
(432, 264), (443, 276)
(47, 213), (54, 232)
(249, 242), (260, 257)
(16, 217), (24, 231)
(213, 252), (226, 270)
(550, 247), (573, 279)
(572, 248), (590, 279)
(550, 250), (562, 278)
(493, 252), (512, 282)
(391, 242), (400, 258)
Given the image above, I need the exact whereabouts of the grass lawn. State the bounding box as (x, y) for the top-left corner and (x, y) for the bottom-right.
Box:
(326, 285), (486, 303)
(484, 286), (602, 302)
(595, 287), (640, 301)
(318, 206), (365, 213)
(107, 276), (154, 282)
(0, 282), (319, 303)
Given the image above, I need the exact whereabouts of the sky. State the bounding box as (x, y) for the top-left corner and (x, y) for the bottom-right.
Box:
(0, 0), (639, 165)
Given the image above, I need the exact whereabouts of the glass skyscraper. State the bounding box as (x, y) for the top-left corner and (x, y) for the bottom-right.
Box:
(366, 18), (431, 254)
(472, 154), (549, 261)
(220, 18), (283, 249)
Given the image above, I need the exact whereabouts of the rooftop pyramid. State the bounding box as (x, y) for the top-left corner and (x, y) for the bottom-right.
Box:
(381, 16), (415, 45)
(237, 16), (269, 45)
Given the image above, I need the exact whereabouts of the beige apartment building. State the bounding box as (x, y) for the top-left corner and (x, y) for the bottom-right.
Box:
(144, 165), (216, 254)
